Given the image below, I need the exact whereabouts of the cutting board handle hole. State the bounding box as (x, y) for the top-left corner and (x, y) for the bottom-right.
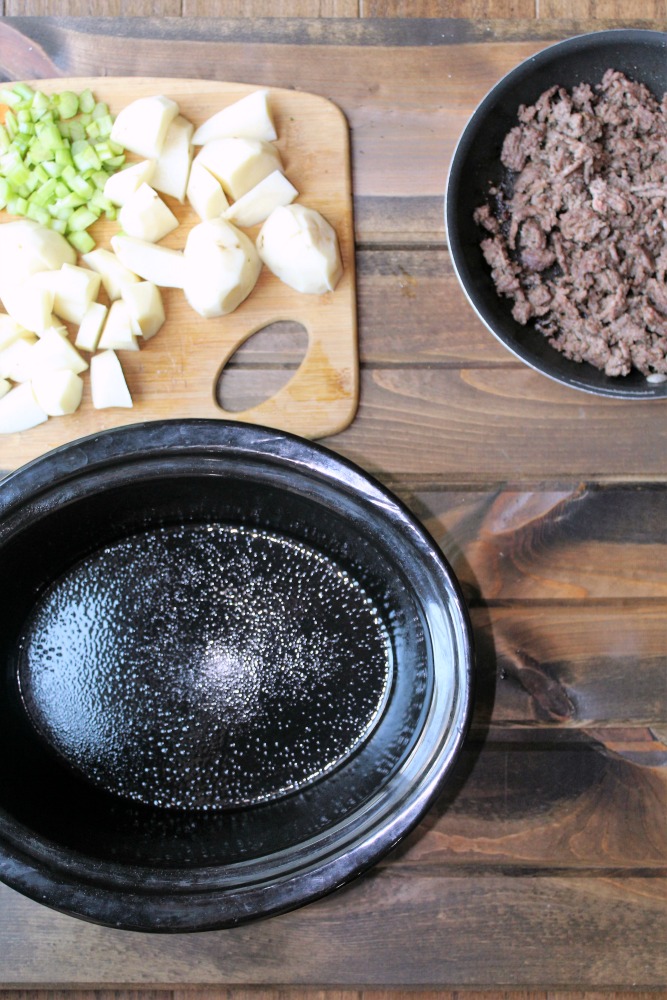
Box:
(216, 320), (309, 413)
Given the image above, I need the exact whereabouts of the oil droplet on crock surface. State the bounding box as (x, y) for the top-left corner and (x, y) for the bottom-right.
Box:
(17, 524), (392, 810)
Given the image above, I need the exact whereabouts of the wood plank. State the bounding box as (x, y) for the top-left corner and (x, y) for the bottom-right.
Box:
(541, 0), (667, 15)
(4, 0), (182, 13)
(386, 734), (667, 870)
(361, 0), (536, 15)
(1, 873), (666, 987)
(182, 0), (360, 13)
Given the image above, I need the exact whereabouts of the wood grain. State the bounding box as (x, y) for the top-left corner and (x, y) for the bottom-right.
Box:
(1, 15), (667, 995)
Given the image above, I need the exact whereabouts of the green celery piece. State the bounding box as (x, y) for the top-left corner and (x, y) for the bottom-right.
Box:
(30, 176), (58, 206)
(69, 173), (94, 199)
(58, 90), (79, 120)
(73, 144), (102, 172)
(26, 201), (51, 226)
(13, 83), (35, 103)
(0, 176), (10, 208)
(68, 229), (96, 253)
(7, 195), (28, 215)
(0, 125), (10, 154)
(55, 147), (73, 168)
(78, 89), (95, 115)
(50, 217), (68, 234)
(0, 88), (22, 107)
(3, 110), (17, 140)
(37, 120), (65, 151)
(7, 162), (31, 188)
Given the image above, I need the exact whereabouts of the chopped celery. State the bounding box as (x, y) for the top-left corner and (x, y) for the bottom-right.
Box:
(67, 229), (95, 253)
(67, 206), (99, 231)
(78, 89), (95, 115)
(0, 83), (127, 250)
(57, 91), (79, 120)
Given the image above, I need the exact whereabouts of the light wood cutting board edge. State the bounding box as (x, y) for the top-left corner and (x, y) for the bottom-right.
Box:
(0, 77), (358, 472)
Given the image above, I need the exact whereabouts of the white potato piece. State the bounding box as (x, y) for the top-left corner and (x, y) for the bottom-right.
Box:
(194, 138), (283, 201)
(183, 219), (262, 318)
(28, 328), (88, 377)
(151, 115), (194, 203)
(121, 282), (165, 340)
(192, 89), (277, 145)
(99, 300), (139, 351)
(0, 377), (10, 399)
(0, 335), (37, 382)
(0, 382), (48, 433)
(257, 204), (343, 294)
(104, 159), (156, 207)
(82, 248), (140, 301)
(31, 369), (84, 416)
(110, 95), (180, 160)
(75, 301), (108, 353)
(90, 349), (133, 409)
(118, 183), (179, 243)
(0, 314), (29, 352)
(50, 263), (102, 325)
(111, 235), (187, 289)
(0, 220), (76, 294)
(186, 159), (229, 221)
(223, 170), (298, 228)
(2, 276), (54, 334)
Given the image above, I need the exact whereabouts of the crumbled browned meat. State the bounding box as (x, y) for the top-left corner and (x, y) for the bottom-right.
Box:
(476, 69), (667, 378)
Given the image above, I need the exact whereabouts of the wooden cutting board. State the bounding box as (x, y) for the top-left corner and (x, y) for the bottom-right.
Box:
(0, 77), (357, 472)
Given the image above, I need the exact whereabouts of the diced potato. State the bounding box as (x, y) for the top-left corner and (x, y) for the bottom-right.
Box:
(104, 159), (156, 207)
(75, 301), (108, 353)
(152, 115), (194, 203)
(110, 235), (187, 289)
(31, 369), (84, 416)
(257, 204), (343, 294)
(121, 282), (165, 340)
(51, 263), (102, 325)
(110, 95), (180, 160)
(194, 138), (283, 201)
(118, 184), (179, 243)
(183, 219), (262, 318)
(90, 349), (133, 409)
(2, 275), (55, 334)
(0, 314), (29, 352)
(186, 159), (229, 221)
(223, 170), (298, 228)
(98, 300), (139, 351)
(0, 382), (48, 433)
(82, 248), (140, 301)
(29, 327), (88, 376)
(192, 90), (277, 144)
(0, 377), (10, 400)
(0, 335), (38, 382)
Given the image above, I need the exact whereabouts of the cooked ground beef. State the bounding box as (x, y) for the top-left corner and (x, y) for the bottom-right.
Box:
(474, 69), (667, 378)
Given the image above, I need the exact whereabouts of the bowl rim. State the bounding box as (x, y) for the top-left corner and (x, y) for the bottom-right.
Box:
(0, 418), (474, 932)
(445, 27), (667, 399)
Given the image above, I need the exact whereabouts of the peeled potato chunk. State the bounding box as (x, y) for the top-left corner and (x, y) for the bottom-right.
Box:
(90, 349), (133, 409)
(32, 369), (84, 416)
(0, 382), (48, 433)
(195, 138), (283, 201)
(110, 95), (180, 160)
(192, 89), (277, 145)
(183, 219), (262, 318)
(257, 204), (343, 294)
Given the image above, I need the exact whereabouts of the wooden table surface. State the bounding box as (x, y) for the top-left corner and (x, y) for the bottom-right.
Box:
(1, 9), (667, 1000)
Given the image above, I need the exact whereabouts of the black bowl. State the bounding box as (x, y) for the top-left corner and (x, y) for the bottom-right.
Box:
(0, 420), (473, 931)
(446, 28), (667, 398)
